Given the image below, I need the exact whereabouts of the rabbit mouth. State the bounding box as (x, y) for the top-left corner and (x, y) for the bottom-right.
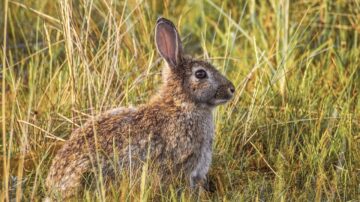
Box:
(209, 94), (233, 106)
(212, 99), (230, 105)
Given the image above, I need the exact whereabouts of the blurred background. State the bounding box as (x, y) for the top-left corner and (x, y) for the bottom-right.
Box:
(1, 0), (359, 201)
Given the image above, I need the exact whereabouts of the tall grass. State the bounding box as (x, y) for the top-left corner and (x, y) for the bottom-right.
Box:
(1, 0), (359, 201)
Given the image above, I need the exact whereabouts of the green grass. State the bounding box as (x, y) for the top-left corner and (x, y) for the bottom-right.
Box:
(1, 0), (360, 201)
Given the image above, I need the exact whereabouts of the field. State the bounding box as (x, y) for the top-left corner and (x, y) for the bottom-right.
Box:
(1, 0), (360, 201)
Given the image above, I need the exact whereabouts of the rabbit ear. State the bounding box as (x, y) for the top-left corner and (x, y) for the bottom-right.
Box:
(155, 17), (183, 68)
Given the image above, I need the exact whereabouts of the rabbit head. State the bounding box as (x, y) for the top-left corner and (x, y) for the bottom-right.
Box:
(155, 17), (235, 107)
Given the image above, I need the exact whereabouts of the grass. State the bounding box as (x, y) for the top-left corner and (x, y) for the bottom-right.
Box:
(1, 0), (360, 201)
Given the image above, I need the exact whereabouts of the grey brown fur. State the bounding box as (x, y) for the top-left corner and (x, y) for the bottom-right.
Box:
(46, 17), (235, 199)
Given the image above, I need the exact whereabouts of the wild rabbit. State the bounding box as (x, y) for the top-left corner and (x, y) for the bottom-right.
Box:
(46, 17), (235, 199)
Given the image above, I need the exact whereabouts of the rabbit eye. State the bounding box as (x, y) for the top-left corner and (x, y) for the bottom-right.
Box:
(195, 69), (207, 79)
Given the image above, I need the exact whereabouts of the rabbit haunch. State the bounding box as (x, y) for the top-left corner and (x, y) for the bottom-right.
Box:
(46, 17), (234, 199)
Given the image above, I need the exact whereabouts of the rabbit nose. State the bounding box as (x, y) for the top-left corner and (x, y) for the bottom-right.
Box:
(228, 83), (235, 95)
(229, 86), (235, 94)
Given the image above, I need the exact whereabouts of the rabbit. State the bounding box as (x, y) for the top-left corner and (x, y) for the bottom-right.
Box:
(45, 17), (235, 199)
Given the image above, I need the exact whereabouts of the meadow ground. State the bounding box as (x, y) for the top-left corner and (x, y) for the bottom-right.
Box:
(1, 0), (360, 201)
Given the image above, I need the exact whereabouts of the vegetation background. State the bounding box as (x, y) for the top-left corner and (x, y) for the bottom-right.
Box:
(1, 0), (359, 201)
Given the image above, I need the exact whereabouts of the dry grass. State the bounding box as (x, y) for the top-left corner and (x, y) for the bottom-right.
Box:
(1, 0), (360, 201)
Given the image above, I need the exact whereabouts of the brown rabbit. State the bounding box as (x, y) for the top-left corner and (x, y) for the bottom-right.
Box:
(46, 17), (235, 199)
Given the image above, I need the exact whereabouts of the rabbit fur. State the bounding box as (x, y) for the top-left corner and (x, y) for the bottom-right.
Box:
(46, 17), (235, 199)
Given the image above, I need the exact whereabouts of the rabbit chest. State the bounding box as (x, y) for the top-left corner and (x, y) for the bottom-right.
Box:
(186, 110), (214, 184)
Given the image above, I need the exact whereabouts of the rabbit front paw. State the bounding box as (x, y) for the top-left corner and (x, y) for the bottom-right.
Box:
(190, 174), (216, 192)
(189, 174), (204, 189)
